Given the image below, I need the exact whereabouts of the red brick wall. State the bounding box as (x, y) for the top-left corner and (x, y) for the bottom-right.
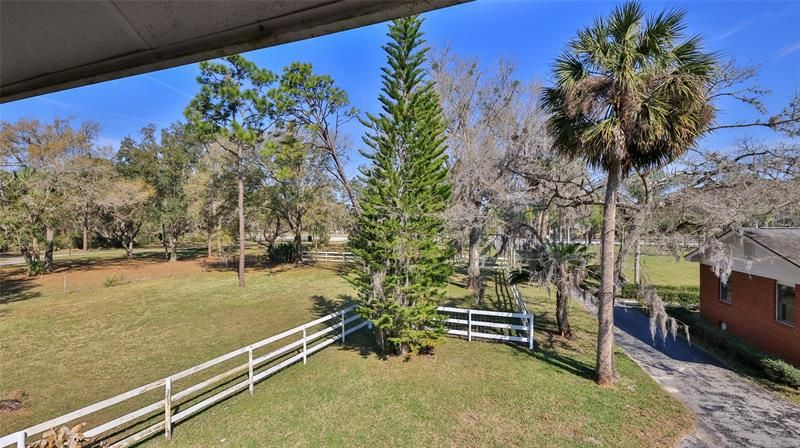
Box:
(699, 264), (800, 366)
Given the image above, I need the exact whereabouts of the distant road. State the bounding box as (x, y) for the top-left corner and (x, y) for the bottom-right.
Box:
(0, 253), (76, 267)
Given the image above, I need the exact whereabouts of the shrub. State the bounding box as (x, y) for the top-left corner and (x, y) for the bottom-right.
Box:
(761, 358), (800, 389)
(269, 242), (297, 263)
(27, 260), (46, 276)
(103, 273), (126, 287)
(621, 284), (699, 308)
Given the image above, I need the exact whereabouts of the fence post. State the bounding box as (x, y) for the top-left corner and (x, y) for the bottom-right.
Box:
(468, 310), (472, 342)
(302, 326), (307, 365)
(248, 346), (254, 395)
(15, 431), (26, 448)
(527, 314), (534, 350)
(164, 378), (172, 439)
(341, 309), (346, 343)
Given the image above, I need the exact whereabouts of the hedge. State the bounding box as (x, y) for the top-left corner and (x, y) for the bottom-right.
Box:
(620, 284), (700, 308)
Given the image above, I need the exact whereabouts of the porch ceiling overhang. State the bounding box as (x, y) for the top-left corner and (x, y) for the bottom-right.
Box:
(0, 0), (465, 103)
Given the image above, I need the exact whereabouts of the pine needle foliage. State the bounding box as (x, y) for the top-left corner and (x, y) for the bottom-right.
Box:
(350, 16), (453, 356)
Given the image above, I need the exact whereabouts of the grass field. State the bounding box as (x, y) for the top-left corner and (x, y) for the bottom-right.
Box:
(624, 253), (698, 289)
(0, 250), (692, 447)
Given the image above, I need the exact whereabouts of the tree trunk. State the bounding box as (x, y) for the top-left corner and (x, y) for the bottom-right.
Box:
(216, 217), (224, 258)
(556, 286), (572, 338)
(22, 244), (34, 276)
(633, 239), (641, 286)
(82, 212), (89, 252)
(237, 170), (246, 288)
(293, 215), (303, 264)
(161, 223), (170, 260)
(596, 160), (621, 386)
(45, 227), (55, 273)
(466, 225), (482, 292)
(126, 240), (134, 260)
(326, 142), (361, 215)
(32, 237), (40, 263)
(207, 231), (213, 258)
(169, 228), (178, 262)
(538, 210), (550, 242)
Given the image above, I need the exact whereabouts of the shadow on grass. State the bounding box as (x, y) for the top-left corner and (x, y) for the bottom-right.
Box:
(0, 272), (41, 305)
(335, 327), (389, 361)
(309, 294), (355, 319)
(509, 343), (596, 381)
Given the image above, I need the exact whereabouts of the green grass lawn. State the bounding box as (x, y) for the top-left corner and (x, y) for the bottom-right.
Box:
(625, 253), (698, 289)
(0, 252), (692, 447)
(0, 261), (353, 435)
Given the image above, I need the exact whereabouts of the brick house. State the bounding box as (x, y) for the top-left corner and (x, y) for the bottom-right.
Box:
(685, 228), (800, 366)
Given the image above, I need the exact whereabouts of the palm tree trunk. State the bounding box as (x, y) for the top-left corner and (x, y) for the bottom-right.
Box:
(556, 287), (572, 338)
(596, 160), (621, 386)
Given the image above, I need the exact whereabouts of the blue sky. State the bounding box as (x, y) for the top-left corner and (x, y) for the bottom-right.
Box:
(1, 0), (798, 175)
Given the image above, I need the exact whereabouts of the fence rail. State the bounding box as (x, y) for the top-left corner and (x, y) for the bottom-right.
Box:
(437, 306), (534, 349)
(301, 251), (354, 263)
(1, 306), (369, 448)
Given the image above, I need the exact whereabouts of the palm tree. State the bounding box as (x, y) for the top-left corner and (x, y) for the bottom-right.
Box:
(542, 1), (715, 385)
(516, 242), (592, 339)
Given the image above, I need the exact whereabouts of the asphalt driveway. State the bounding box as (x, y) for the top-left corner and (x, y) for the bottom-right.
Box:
(613, 304), (800, 448)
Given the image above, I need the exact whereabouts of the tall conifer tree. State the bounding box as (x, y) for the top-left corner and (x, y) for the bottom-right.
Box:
(350, 16), (453, 356)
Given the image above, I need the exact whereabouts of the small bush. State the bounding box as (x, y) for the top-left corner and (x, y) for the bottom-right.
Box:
(27, 260), (46, 276)
(761, 358), (800, 389)
(103, 274), (126, 287)
(269, 242), (297, 263)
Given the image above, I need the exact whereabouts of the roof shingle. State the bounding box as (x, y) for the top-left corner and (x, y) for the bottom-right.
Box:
(742, 227), (800, 268)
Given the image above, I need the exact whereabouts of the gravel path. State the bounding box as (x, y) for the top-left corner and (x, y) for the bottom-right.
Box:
(613, 304), (800, 448)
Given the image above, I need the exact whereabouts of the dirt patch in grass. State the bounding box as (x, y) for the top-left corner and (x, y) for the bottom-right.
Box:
(0, 390), (29, 417)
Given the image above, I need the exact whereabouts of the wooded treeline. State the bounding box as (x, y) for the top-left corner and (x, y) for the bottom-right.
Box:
(0, 59), (355, 276)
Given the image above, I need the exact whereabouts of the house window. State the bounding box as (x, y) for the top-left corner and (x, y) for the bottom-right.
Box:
(776, 283), (796, 325)
(720, 279), (732, 303)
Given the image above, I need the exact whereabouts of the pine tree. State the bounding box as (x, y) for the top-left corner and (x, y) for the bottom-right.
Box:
(350, 16), (453, 356)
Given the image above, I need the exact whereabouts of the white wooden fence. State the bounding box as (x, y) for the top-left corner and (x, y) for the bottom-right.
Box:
(437, 306), (534, 349)
(301, 251), (354, 263)
(0, 306), (369, 448)
(1, 250), (538, 448)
